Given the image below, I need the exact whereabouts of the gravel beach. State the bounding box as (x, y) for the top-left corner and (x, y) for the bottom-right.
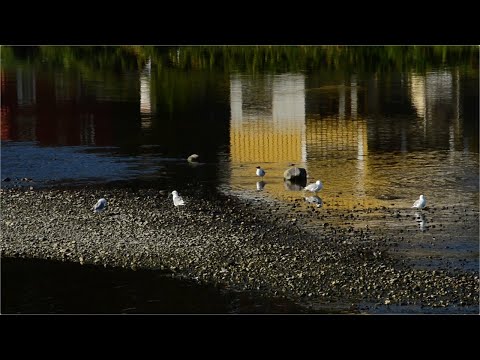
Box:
(1, 186), (478, 313)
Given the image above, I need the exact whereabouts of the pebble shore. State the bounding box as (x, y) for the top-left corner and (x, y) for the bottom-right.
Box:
(1, 186), (478, 313)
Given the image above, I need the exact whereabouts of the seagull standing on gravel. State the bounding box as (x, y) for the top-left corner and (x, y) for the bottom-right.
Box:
(171, 190), (185, 207)
(304, 180), (323, 193)
(256, 166), (266, 179)
(412, 194), (426, 209)
(93, 198), (107, 213)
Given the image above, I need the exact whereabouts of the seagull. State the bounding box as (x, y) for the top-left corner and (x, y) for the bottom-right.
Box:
(171, 190), (185, 207)
(412, 194), (426, 209)
(256, 166), (266, 179)
(304, 180), (323, 193)
(93, 198), (107, 213)
(187, 154), (200, 163)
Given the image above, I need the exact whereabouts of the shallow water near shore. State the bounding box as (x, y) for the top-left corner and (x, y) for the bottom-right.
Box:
(1, 46), (478, 314)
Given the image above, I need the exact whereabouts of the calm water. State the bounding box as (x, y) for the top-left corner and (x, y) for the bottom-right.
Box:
(1, 47), (479, 313)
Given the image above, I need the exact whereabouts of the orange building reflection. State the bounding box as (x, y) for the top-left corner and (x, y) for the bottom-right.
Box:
(228, 68), (474, 210)
(228, 73), (377, 208)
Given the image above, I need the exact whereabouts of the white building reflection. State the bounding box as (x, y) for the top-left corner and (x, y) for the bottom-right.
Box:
(229, 73), (373, 208)
(272, 74), (307, 162)
(410, 74), (426, 121)
(140, 57), (152, 129)
(350, 75), (358, 119)
(409, 70), (461, 150)
(230, 73), (306, 164)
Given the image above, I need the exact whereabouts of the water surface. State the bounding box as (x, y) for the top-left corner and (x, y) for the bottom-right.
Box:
(1, 46), (478, 313)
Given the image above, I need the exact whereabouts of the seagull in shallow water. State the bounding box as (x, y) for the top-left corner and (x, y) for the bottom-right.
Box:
(412, 194), (426, 209)
(187, 154), (200, 163)
(171, 190), (185, 207)
(93, 198), (107, 213)
(304, 180), (323, 193)
(256, 166), (266, 179)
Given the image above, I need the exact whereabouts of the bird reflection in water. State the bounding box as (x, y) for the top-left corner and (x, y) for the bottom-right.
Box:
(304, 195), (323, 208)
(415, 211), (427, 231)
(256, 181), (266, 191)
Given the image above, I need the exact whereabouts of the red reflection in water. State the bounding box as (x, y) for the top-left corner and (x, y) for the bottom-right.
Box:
(1, 107), (13, 141)
(1, 70), (15, 141)
(1, 69), (118, 146)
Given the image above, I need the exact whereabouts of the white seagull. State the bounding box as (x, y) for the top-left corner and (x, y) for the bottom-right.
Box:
(304, 180), (323, 193)
(171, 190), (185, 207)
(93, 198), (107, 213)
(256, 166), (266, 179)
(187, 154), (200, 163)
(412, 194), (426, 209)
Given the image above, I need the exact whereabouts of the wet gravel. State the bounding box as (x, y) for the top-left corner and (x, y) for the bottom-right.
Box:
(1, 186), (478, 313)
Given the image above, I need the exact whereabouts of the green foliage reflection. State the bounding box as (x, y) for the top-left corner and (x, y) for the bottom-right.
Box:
(2, 46), (478, 74)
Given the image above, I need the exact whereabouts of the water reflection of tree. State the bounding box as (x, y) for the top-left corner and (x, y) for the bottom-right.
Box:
(2, 46), (478, 74)
(2, 46), (477, 154)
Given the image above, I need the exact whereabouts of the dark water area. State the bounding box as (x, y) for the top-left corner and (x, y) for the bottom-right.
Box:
(1, 46), (478, 314)
(2, 257), (315, 314)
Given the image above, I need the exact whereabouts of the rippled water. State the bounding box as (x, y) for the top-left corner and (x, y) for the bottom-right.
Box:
(1, 47), (478, 313)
